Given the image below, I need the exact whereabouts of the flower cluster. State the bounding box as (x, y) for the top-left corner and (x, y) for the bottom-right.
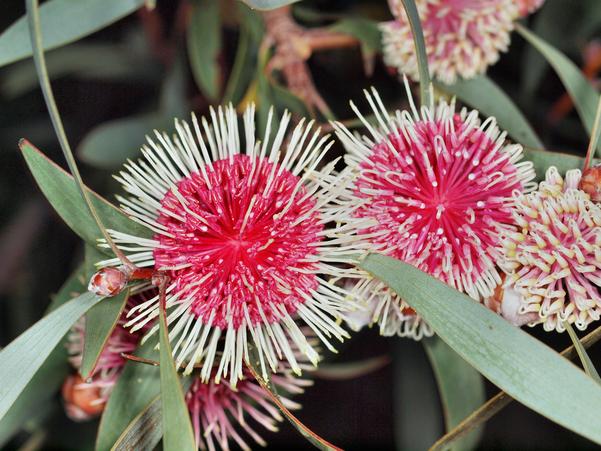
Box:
(74, 74), (601, 449)
(380, 0), (545, 84)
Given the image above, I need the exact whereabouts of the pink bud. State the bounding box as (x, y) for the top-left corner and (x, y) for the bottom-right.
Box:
(88, 267), (128, 297)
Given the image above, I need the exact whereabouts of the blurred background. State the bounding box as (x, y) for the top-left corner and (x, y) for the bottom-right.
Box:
(1, 0), (600, 449)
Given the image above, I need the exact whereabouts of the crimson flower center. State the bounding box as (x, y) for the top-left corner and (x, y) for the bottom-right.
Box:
(153, 154), (323, 329)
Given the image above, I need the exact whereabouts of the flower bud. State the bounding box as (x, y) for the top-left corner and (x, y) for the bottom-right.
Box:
(579, 166), (601, 202)
(61, 374), (105, 421)
(88, 267), (128, 297)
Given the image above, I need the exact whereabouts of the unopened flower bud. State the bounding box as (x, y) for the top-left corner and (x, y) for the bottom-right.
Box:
(88, 267), (128, 297)
(61, 374), (105, 421)
(579, 165), (601, 202)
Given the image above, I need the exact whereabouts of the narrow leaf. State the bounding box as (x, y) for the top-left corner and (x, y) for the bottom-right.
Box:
(19, 140), (152, 254)
(111, 377), (193, 451)
(0, 0), (145, 68)
(0, 267), (85, 446)
(78, 113), (173, 169)
(436, 76), (544, 148)
(423, 337), (485, 451)
(96, 340), (161, 451)
(247, 347), (341, 451)
(517, 24), (601, 151)
(565, 323), (601, 384)
(0, 291), (104, 421)
(360, 253), (601, 445)
(523, 146), (599, 181)
(158, 296), (196, 451)
(314, 355), (390, 380)
(399, 0), (431, 106)
(111, 396), (162, 451)
(187, 0), (222, 101)
(239, 0), (299, 10)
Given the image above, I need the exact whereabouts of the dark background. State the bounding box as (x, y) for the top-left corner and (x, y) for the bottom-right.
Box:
(1, 0), (600, 449)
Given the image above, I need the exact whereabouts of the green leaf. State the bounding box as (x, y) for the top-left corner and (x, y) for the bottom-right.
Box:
(397, 0), (431, 106)
(359, 253), (601, 445)
(436, 76), (544, 149)
(247, 346), (340, 451)
(0, 267), (85, 446)
(80, 246), (129, 379)
(517, 24), (601, 152)
(111, 396), (162, 451)
(522, 147), (599, 181)
(187, 0), (222, 101)
(0, 291), (104, 421)
(19, 139), (152, 254)
(393, 341), (443, 450)
(329, 17), (382, 56)
(565, 323), (601, 384)
(110, 377), (193, 450)
(78, 113), (174, 169)
(0, 0), (145, 68)
(424, 337), (485, 451)
(158, 297), (196, 451)
(314, 355), (390, 380)
(96, 340), (160, 451)
(239, 0), (299, 10)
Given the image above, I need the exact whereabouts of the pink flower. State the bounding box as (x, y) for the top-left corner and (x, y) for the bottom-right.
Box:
(381, 0), (518, 84)
(331, 85), (535, 338)
(500, 167), (601, 332)
(187, 365), (312, 450)
(98, 105), (357, 386)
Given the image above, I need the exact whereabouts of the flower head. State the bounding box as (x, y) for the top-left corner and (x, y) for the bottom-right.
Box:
(99, 105), (356, 386)
(500, 167), (601, 332)
(331, 85), (535, 338)
(381, 0), (518, 84)
(187, 350), (313, 450)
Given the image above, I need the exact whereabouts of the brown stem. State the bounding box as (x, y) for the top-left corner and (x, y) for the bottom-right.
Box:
(428, 324), (601, 451)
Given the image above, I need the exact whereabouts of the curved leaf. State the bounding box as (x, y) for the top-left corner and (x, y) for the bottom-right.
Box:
(96, 340), (160, 451)
(424, 337), (485, 451)
(0, 266), (85, 446)
(20, 140), (152, 254)
(360, 253), (601, 445)
(437, 76), (543, 148)
(516, 24), (601, 152)
(158, 297), (196, 451)
(0, 0), (145, 68)
(239, 0), (299, 10)
(111, 396), (162, 451)
(0, 291), (104, 421)
(187, 0), (222, 101)
(522, 147), (599, 181)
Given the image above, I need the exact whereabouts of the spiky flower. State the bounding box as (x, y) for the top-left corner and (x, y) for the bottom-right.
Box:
(187, 356), (313, 450)
(330, 84), (536, 339)
(98, 105), (356, 386)
(381, 0), (518, 84)
(516, 0), (545, 17)
(500, 167), (601, 332)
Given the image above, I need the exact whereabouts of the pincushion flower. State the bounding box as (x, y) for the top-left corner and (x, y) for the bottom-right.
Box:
(98, 105), (356, 386)
(330, 85), (536, 338)
(380, 0), (518, 84)
(187, 350), (314, 451)
(499, 167), (601, 332)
